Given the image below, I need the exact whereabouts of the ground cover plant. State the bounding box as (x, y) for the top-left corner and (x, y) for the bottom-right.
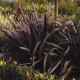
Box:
(0, 2), (80, 80)
(0, 13), (14, 36)
(58, 0), (80, 22)
(0, 1), (14, 14)
(0, 60), (54, 80)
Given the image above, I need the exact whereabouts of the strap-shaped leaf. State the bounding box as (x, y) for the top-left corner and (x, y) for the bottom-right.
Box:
(39, 28), (60, 56)
(44, 52), (49, 72)
(20, 47), (30, 53)
(46, 42), (63, 50)
(31, 2), (38, 23)
(46, 2), (51, 18)
(6, 16), (18, 29)
(32, 41), (41, 66)
(48, 46), (70, 75)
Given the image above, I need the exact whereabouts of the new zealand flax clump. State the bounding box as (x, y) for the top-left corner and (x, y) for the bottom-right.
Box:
(0, 2), (80, 80)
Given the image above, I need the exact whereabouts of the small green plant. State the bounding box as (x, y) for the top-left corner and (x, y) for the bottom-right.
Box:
(0, 60), (54, 80)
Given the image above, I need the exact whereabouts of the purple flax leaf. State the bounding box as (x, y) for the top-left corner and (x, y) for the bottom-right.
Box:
(2, 29), (21, 45)
(27, 17), (33, 24)
(4, 29), (24, 46)
(0, 22), (10, 30)
(43, 28), (60, 43)
(20, 47), (31, 53)
(31, 57), (43, 67)
(6, 16), (18, 29)
(32, 27), (39, 41)
(59, 32), (69, 41)
(44, 47), (59, 72)
(18, 23), (29, 41)
(27, 9), (31, 20)
(19, 5), (26, 23)
(48, 46), (70, 75)
(46, 2), (51, 18)
(44, 52), (49, 72)
(49, 53), (58, 56)
(31, 2), (38, 23)
(45, 42), (63, 50)
(3, 29), (14, 38)
(31, 12), (38, 30)
(19, 21), (31, 39)
(46, 2), (51, 25)
(33, 41), (41, 56)
(41, 14), (44, 31)
(39, 28), (60, 56)
(32, 41), (41, 66)
(53, 21), (62, 26)
(48, 48), (59, 56)
(19, 63), (31, 66)
(58, 42), (71, 46)
(67, 31), (72, 41)
(10, 31), (24, 46)
(22, 22), (31, 35)
(60, 60), (71, 77)
(49, 48), (58, 52)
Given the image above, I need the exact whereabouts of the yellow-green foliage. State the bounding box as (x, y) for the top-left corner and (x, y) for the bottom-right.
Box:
(59, 14), (76, 22)
(0, 13), (14, 27)
(59, 0), (77, 15)
(0, 13), (14, 36)
(0, 60), (54, 80)
(0, 6), (12, 13)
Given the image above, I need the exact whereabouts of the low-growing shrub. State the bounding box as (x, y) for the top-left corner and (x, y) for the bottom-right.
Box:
(0, 60), (54, 80)
(0, 13), (15, 36)
(59, 0), (77, 16)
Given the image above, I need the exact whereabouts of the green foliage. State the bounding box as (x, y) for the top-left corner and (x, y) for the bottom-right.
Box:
(76, 7), (80, 21)
(59, 6), (80, 22)
(0, 1), (54, 20)
(58, 0), (80, 22)
(0, 60), (54, 80)
(0, 6), (12, 14)
(0, 1), (13, 13)
(59, 0), (77, 16)
(0, 1), (19, 14)
(21, 0), (54, 16)
(25, 0), (46, 4)
(0, 13), (14, 36)
(59, 14), (77, 22)
(0, 1), (13, 7)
